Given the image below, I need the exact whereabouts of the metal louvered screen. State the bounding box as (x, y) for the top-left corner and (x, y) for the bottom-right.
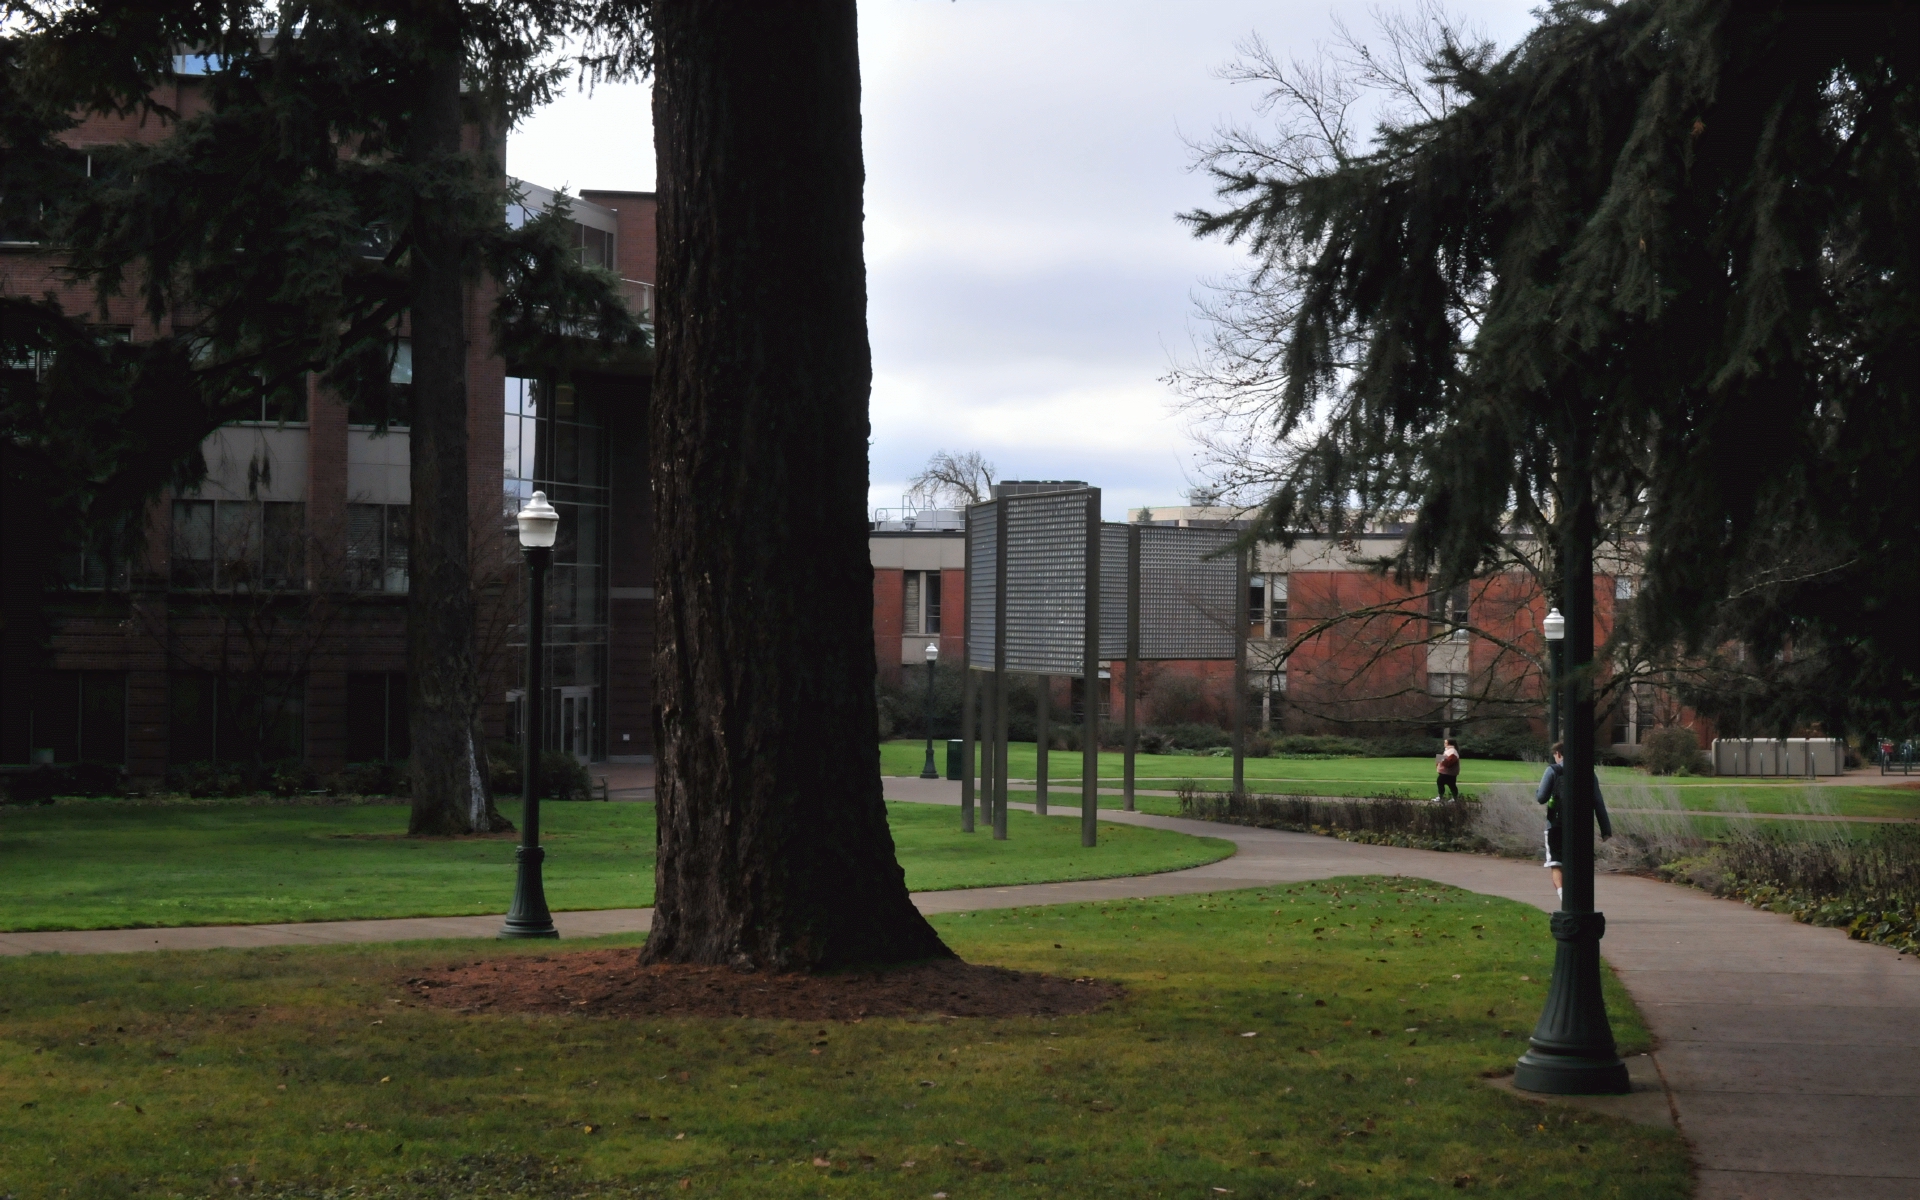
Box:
(1003, 490), (1093, 675)
(1135, 524), (1238, 660)
(966, 501), (998, 668)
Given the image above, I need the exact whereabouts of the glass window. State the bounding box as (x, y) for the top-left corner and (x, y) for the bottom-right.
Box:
(1429, 671), (1468, 722)
(1615, 576), (1635, 600)
(30, 671), (126, 765)
(903, 572), (922, 635)
(925, 571), (942, 634)
(345, 672), (409, 762)
(347, 340), (412, 427)
(172, 499), (304, 590)
(169, 673), (304, 764)
(1429, 582), (1470, 642)
(263, 502), (305, 590)
(171, 500), (216, 589)
(57, 517), (130, 590)
(347, 503), (409, 592)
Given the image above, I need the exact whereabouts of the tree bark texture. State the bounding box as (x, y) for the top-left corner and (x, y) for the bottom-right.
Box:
(405, 19), (508, 837)
(644, 0), (951, 970)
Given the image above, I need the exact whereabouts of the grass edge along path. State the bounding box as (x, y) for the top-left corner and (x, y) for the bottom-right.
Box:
(0, 878), (1689, 1199)
(0, 800), (1232, 934)
(883, 739), (1920, 819)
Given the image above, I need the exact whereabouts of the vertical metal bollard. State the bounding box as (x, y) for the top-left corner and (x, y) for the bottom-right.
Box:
(1232, 546), (1248, 797)
(959, 665), (976, 833)
(992, 498), (1011, 840)
(1124, 524), (1140, 812)
(1035, 675), (1050, 817)
(1081, 488), (1102, 848)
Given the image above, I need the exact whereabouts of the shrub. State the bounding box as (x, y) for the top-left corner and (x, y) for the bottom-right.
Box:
(335, 760), (408, 797)
(166, 761), (245, 798)
(1142, 672), (1228, 728)
(1703, 826), (1920, 954)
(1158, 722), (1231, 751)
(1641, 726), (1710, 776)
(1246, 733), (1273, 758)
(1178, 784), (1482, 851)
(486, 748), (592, 800)
(1270, 734), (1368, 757)
(1, 767), (64, 805)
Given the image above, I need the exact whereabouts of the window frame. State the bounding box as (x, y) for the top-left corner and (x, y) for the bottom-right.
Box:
(169, 498), (308, 592)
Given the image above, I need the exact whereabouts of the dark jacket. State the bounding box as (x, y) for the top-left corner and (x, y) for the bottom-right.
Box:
(1536, 761), (1612, 838)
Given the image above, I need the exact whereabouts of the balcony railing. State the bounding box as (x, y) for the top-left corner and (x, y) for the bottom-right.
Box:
(619, 278), (654, 324)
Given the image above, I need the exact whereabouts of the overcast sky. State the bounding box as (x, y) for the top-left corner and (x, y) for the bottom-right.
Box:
(508, 1), (1540, 520)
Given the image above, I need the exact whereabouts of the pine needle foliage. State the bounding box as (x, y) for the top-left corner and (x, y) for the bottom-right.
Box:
(1184, 0), (1920, 732)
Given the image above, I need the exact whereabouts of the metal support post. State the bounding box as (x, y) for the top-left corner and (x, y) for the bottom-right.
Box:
(1124, 524), (1140, 812)
(1081, 489), (1102, 848)
(1035, 675), (1050, 816)
(993, 667), (1010, 840)
(959, 666), (976, 833)
(1232, 547), (1249, 797)
(502, 544), (557, 939)
(1515, 481), (1628, 1095)
(993, 498), (1010, 840)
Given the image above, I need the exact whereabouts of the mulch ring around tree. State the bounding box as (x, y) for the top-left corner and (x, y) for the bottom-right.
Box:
(404, 952), (1123, 1021)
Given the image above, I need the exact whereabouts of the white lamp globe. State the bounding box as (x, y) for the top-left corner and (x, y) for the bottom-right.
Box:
(517, 491), (560, 549)
(1543, 606), (1566, 643)
(924, 641), (939, 663)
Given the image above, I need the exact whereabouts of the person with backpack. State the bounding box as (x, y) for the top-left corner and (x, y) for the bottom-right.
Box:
(1536, 741), (1612, 901)
(1434, 738), (1462, 800)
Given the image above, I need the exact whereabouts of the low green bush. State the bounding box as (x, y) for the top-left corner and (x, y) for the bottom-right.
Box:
(165, 761), (246, 798)
(1641, 726), (1710, 776)
(486, 747), (593, 801)
(1685, 826), (1920, 954)
(2, 762), (127, 802)
(1177, 783), (1484, 851)
(333, 760), (409, 797)
(1157, 722), (1232, 751)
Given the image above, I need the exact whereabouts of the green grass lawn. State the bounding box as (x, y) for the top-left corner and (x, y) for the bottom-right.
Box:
(0, 801), (1232, 933)
(0, 878), (1689, 1198)
(886, 739), (1920, 819)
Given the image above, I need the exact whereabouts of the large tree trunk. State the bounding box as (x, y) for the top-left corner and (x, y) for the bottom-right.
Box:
(404, 19), (509, 837)
(644, 0), (950, 970)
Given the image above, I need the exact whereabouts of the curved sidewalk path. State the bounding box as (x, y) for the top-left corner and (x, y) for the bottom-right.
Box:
(4, 780), (1917, 1198)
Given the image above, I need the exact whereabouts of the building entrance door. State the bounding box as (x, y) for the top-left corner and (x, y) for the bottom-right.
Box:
(558, 686), (593, 764)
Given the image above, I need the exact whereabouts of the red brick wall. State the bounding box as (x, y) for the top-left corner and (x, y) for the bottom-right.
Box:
(580, 191), (658, 285)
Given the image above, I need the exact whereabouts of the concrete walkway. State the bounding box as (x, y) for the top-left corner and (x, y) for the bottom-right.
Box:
(6, 778), (1917, 1197)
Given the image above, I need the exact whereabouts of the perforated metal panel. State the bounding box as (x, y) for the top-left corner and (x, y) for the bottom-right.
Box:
(966, 501), (998, 669)
(1135, 525), (1238, 660)
(1098, 525), (1130, 658)
(1002, 490), (1093, 675)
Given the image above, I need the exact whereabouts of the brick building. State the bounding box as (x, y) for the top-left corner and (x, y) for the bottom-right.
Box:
(1130, 505), (1678, 749)
(868, 508), (966, 686)
(2, 66), (660, 783)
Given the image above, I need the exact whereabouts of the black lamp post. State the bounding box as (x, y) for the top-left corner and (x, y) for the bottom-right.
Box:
(1515, 582), (1628, 1093)
(501, 490), (560, 939)
(919, 640), (940, 780)
(1542, 606), (1564, 743)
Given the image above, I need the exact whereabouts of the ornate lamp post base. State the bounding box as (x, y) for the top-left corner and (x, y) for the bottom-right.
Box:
(500, 845), (559, 938)
(1514, 911), (1629, 1094)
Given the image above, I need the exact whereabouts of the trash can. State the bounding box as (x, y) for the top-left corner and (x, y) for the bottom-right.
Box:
(946, 739), (965, 781)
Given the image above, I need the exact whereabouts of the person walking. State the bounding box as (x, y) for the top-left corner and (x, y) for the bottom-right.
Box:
(1435, 738), (1462, 800)
(1536, 741), (1613, 902)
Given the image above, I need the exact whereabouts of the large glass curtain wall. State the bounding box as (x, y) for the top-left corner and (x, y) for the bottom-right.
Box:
(504, 376), (610, 761)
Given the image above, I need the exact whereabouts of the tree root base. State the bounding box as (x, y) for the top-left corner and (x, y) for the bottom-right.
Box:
(404, 952), (1123, 1021)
